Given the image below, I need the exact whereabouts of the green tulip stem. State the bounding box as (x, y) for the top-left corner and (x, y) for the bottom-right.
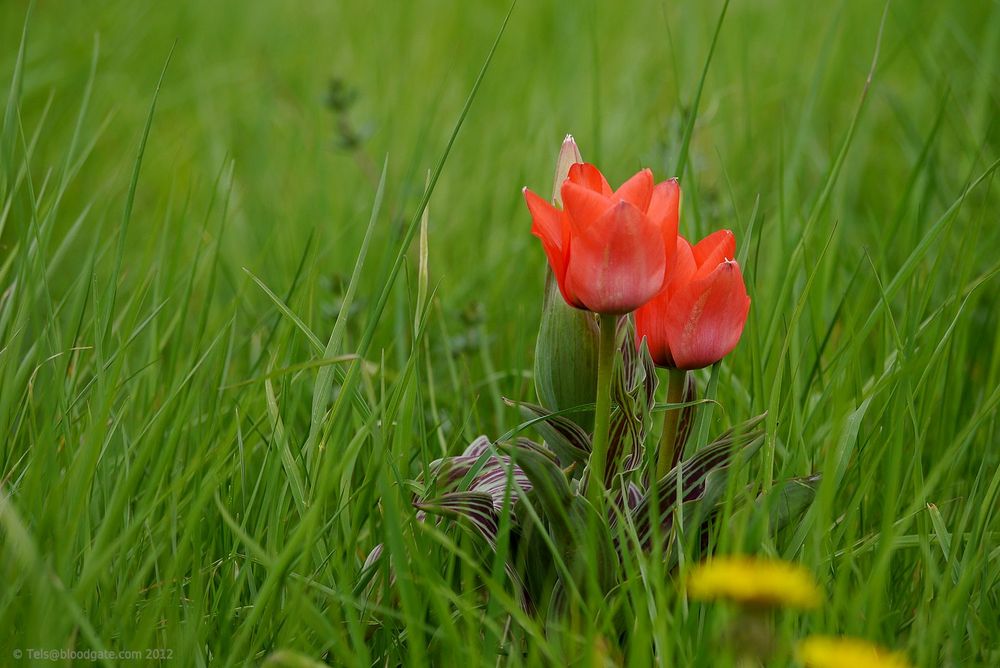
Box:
(587, 313), (619, 508)
(656, 368), (688, 480)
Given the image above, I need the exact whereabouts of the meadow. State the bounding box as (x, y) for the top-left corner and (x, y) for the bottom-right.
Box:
(1, 0), (998, 665)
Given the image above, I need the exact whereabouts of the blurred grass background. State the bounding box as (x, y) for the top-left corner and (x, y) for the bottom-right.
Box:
(1, 0), (998, 665)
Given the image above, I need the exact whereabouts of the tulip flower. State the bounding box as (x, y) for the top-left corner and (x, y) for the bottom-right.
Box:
(635, 229), (750, 370)
(523, 164), (679, 315)
(525, 160), (681, 504)
(635, 229), (750, 478)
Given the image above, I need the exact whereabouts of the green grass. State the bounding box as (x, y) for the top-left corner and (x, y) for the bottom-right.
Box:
(1, 0), (999, 665)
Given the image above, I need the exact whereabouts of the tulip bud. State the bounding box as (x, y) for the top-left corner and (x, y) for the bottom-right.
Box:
(534, 135), (599, 431)
(550, 134), (582, 201)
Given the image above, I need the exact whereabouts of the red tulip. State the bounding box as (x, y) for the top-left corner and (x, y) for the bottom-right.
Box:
(524, 163), (679, 315)
(635, 229), (750, 370)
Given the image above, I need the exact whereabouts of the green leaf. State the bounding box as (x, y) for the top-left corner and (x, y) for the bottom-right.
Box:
(765, 475), (822, 534)
(533, 278), (600, 432)
(533, 135), (599, 431)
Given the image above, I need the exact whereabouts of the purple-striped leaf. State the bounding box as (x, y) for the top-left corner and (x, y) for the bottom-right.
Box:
(626, 415), (766, 551)
(504, 398), (592, 469)
(415, 491), (502, 548)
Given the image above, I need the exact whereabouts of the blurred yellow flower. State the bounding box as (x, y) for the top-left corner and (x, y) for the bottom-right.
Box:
(686, 556), (820, 609)
(797, 635), (911, 668)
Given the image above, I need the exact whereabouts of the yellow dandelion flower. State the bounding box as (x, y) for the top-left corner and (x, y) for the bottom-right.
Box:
(686, 556), (821, 609)
(797, 635), (912, 668)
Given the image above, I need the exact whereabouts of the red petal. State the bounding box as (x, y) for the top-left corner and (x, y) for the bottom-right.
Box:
(564, 201), (666, 314)
(566, 162), (612, 195)
(665, 259), (750, 370)
(614, 169), (654, 211)
(647, 179), (681, 277)
(634, 286), (675, 367)
(525, 188), (577, 306)
(691, 229), (736, 280)
(562, 180), (612, 234)
(524, 188), (562, 252)
(635, 235), (694, 368)
(664, 235), (696, 296)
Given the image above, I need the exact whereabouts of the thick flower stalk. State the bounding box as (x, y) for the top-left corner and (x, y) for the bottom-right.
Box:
(688, 556), (821, 664)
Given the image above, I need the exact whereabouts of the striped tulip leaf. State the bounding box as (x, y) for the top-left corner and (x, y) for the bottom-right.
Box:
(426, 435), (539, 508)
(505, 398), (592, 470)
(414, 491), (501, 548)
(626, 414), (766, 552)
